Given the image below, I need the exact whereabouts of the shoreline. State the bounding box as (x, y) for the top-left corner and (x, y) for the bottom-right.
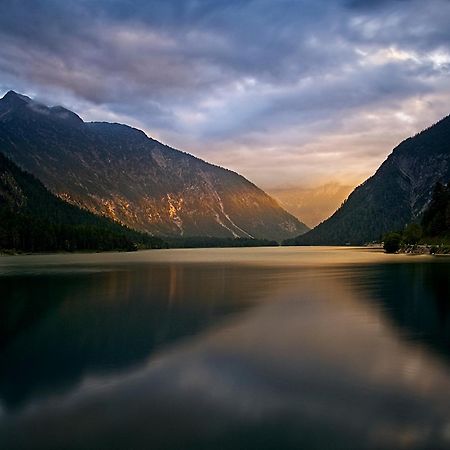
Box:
(400, 244), (450, 255)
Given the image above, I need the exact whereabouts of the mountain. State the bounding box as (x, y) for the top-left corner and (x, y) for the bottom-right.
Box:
(269, 183), (353, 228)
(0, 151), (166, 252)
(0, 91), (308, 241)
(285, 114), (450, 245)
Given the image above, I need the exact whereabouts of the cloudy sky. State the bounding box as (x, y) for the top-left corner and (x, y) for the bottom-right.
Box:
(1, 0), (450, 202)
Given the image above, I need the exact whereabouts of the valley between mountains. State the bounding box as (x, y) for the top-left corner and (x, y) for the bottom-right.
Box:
(1, 90), (450, 251)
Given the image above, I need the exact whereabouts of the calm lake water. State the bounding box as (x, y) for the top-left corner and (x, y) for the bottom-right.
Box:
(0, 247), (449, 449)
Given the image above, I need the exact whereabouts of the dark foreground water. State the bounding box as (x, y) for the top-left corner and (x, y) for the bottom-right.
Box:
(0, 247), (449, 450)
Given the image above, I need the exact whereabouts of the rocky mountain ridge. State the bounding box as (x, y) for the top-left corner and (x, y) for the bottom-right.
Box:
(0, 91), (308, 240)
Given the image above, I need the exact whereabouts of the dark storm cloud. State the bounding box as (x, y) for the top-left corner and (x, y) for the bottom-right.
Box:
(0, 0), (449, 187)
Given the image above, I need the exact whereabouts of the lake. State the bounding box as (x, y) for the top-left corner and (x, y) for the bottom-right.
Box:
(0, 247), (449, 449)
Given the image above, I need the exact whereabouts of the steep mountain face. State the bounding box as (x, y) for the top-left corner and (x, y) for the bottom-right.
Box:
(0, 152), (165, 251)
(0, 91), (308, 240)
(285, 115), (450, 245)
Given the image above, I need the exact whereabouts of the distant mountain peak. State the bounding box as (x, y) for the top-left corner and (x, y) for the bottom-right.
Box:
(2, 90), (33, 105)
(0, 90), (83, 124)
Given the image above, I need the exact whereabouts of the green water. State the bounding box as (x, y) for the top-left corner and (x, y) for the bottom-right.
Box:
(0, 247), (449, 449)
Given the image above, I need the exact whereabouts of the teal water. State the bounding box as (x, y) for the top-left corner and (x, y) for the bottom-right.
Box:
(0, 247), (449, 449)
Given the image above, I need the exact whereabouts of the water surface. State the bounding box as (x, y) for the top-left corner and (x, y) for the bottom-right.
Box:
(0, 247), (449, 449)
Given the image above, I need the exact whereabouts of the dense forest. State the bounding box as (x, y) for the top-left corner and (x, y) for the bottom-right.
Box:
(383, 181), (450, 253)
(0, 153), (166, 253)
(421, 181), (450, 240)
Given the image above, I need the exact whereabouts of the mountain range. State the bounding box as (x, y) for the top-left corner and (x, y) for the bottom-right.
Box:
(285, 114), (450, 245)
(0, 91), (308, 241)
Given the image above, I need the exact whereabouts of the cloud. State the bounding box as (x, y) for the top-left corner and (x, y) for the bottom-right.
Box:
(0, 0), (449, 192)
(345, 0), (411, 11)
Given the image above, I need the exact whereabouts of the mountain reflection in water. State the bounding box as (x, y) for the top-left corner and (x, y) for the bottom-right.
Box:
(0, 248), (449, 450)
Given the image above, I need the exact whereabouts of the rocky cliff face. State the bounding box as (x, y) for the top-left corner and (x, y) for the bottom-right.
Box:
(0, 91), (308, 240)
(285, 114), (450, 245)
